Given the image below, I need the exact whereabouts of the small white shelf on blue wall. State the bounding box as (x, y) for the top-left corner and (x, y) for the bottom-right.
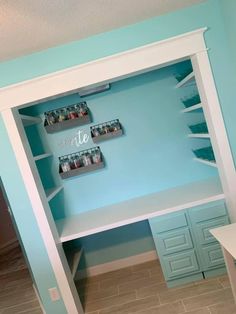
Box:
(46, 186), (63, 202)
(21, 114), (41, 127)
(175, 71), (195, 88)
(181, 103), (202, 113)
(188, 133), (210, 139)
(193, 158), (217, 168)
(34, 153), (52, 161)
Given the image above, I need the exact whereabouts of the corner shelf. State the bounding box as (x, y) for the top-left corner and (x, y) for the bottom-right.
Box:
(181, 103), (202, 113)
(20, 114), (42, 127)
(66, 248), (84, 278)
(46, 186), (63, 202)
(188, 134), (210, 139)
(193, 158), (217, 168)
(34, 153), (52, 161)
(175, 72), (195, 88)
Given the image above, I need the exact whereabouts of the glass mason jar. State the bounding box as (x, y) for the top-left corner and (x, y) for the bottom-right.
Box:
(82, 152), (92, 166)
(60, 157), (71, 172)
(92, 148), (101, 164)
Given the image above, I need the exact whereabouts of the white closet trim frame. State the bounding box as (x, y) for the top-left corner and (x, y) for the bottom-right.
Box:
(0, 27), (236, 313)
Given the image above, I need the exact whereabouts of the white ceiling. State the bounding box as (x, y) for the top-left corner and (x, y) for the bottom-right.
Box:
(0, 0), (204, 63)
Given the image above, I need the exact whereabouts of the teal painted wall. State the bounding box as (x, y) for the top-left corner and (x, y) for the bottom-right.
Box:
(0, 118), (67, 313)
(0, 0), (236, 311)
(219, 0), (236, 75)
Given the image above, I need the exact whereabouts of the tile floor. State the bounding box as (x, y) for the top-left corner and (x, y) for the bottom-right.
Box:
(0, 246), (42, 314)
(1, 246), (236, 313)
(76, 260), (236, 314)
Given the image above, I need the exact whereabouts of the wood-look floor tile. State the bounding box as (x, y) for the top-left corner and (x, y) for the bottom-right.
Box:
(208, 299), (236, 314)
(81, 286), (118, 304)
(135, 300), (185, 314)
(0, 281), (33, 298)
(84, 290), (136, 312)
(99, 295), (160, 314)
(183, 288), (233, 311)
(21, 308), (43, 314)
(159, 279), (223, 304)
(75, 281), (100, 296)
(79, 267), (132, 287)
(0, 288), (36, 310)
(0, 300), (42, 314)
(184, 308), (211, 314)
(218, 275), (230, 288)
(137, 282), (168, 299)
(118, 272), (165, 294)
(100, 269), (150, 290)
(131, 260), (161, 273)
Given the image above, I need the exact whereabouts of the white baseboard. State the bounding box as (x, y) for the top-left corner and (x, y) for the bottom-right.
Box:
(0, 238), (18, 254)
(75, 250), (158, 280)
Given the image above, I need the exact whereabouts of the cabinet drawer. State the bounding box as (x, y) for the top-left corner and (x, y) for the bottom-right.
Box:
(201, 244), (224, 269)
(163, 250), (199, 279)
(195, 216), (229, 245)
(189, 201), (227, 223)
(154, 228), (193, 255)
(149, 212), (187, 234)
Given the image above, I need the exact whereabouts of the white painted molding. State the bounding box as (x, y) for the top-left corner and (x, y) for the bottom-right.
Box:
(191, 52), (236, 222)
(0, 28), (207, 110)
(75, 250), (158, 280)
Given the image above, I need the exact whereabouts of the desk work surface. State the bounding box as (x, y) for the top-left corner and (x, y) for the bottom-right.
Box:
(56, 177), (224, 242)
(210, 223), (236, 259)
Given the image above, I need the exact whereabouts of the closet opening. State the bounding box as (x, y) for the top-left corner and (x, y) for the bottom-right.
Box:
(16, 57), (225, 309)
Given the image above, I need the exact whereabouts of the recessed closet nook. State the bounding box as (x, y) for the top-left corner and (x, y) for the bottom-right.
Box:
(1, 29), (236, 314)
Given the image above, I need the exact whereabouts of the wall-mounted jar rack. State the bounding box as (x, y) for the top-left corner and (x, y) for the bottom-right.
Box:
(90, 119), (123, 143)
(44, 101), (91, 134)
(59, 146), (104, 179)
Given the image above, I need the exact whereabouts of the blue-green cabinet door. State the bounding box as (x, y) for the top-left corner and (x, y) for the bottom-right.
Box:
(188, 201), (229, 272)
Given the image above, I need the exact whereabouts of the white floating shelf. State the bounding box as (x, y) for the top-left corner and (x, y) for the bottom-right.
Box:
(188, 133), (210, 139)
(67, 248), (83, 278)
(46, 186), (63, 202)
(20, 114), (41, 127)
(193, 157), (217, 168)
(175, 72), (195, 88)
(34, 153), (52, 161)
(181, 103), (202, 113)
(56, 177), (224, 242)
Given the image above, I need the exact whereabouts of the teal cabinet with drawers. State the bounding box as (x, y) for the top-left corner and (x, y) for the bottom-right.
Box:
(149, 201), (229, 287)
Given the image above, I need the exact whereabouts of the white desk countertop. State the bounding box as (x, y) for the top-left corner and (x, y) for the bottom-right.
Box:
(56, 177), (224, 242)
(210, 223), (236, 259)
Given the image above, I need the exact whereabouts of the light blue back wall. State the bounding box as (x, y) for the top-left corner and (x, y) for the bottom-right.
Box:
(0, 0), (236, 311)
(219, 0), (236, 75)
